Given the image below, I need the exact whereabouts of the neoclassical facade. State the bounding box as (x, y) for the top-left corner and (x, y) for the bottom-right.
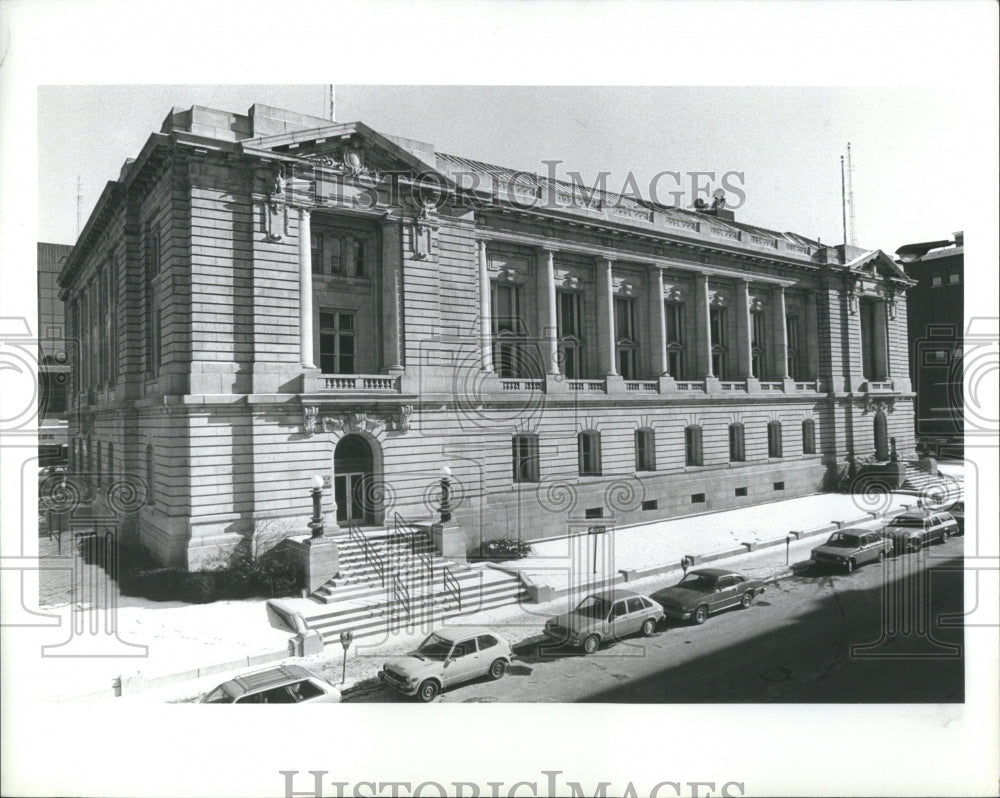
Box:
(60, 103), (916, 568)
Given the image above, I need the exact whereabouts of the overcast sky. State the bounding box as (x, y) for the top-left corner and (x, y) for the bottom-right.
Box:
(39, 84), (970, 253)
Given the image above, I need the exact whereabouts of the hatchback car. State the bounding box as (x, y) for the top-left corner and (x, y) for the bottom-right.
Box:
(811, 529), (893, 572)
(882, 509), (958, 553)
(543, 589), (665, 654)
(201, 664), (340, 704)
(380, 626), (515, 702)
(651, 568), (766, 625)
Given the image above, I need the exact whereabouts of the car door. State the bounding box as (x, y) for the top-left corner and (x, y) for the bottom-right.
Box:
(858, 533), (874, 563)
(609, 600), (630, 640)
(626, 597), (647, 634)
(443, 638), (482, 688)
(711, 576), (738, 611)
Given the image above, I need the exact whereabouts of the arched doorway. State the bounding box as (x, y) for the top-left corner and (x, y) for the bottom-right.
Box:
(874, 410), (889, 462)
(334, 434), (375, 525)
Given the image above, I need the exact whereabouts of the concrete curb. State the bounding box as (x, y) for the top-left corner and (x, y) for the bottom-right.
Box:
(95, 498), (933, 700)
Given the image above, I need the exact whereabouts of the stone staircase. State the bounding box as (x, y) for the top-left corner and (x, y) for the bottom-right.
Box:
(900, 463), (962, 504)
(302, 526), (530, 643)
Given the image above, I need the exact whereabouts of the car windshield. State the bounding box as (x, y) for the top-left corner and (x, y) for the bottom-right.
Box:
(891, 517), (925, 527)
(416, 633), (453, 660)
(573, 596), (610, 618)
(825, 533), (860, 547)
(678, 574), (716, 591)
(202, 686), (235, 704)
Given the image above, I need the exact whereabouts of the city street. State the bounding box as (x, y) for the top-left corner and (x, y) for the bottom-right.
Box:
(343, 538), (965, 704)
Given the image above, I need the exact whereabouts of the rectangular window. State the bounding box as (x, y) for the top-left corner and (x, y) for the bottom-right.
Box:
(311, 234), (323, 274)
(948, 272), (960, 284)
(802, 419), (816, 455)
(685, 426), (703, 467)
(773, 481), (785, 491)
(585, 508), (604, 519)
(557, 291), (583, 378)
(512, 434), (539, 483)
(729, 424), (745, 462)
(353, 239), (366, 278)
(327, 237), (344, 274)
(931, 275), (943, 287)
(751, 309), (766, 378)
(578, 431), (602, 476)
(319, 310), (356, 374)
(786, 313), (801, 381)
(691, 493), (706, 504)
(665, 302), (685, 379)
(642, 499), (658, 511)
(710, 307), (726, 348)
(635, 429), (655, 471)
(768, 422), (783, 458)
(492, 283), (525, 378)
(735, 487), (748, 497)
(614, 298), (637, 380)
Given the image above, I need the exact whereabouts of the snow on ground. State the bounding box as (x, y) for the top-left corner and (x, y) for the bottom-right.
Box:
(39, 487), (949, 702)
(503, 491), (921, 593)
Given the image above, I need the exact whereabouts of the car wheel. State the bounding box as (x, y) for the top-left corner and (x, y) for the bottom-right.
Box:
(846, 558), (856, 574)
(416, 680), (440, 703)
(877, 550), (886, 564)
(582, 634), (600, 654)
(641, 618), (656, 636)
(488, 659), (508, 680)
(693, 605), (709, 625)
(740, 592), (754, 609)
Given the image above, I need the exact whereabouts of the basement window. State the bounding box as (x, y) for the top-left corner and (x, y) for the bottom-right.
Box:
(691, 493), (706, 504)
(735, 487), (748, 497)
(773, 481), (785, 491)
(585, 507), (604, 519)
(641, 499), (658, 511)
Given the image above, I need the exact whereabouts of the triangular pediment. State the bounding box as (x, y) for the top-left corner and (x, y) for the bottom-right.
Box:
(846, 249), (913, 284)
(240, 121), (449, 185)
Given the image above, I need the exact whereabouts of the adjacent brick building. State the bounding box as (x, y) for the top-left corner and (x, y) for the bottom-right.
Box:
(59, 104), (917, 569)
(897, 232), (964, 455)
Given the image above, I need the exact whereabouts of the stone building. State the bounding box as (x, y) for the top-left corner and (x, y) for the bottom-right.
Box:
(59, 103), (916, 569)
(38, 242), (74, 466)
(897, 232), (964, 455)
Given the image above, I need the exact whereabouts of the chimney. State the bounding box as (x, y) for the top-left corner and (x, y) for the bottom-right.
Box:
(953, 231), (964, 247)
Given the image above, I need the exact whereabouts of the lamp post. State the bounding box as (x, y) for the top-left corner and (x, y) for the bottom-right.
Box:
(439, 466), (452, 524)
(308, 475), (325, 540)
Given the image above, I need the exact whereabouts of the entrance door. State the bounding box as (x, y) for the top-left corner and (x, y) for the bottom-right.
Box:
(333, 434), (376, 526)
(335, 472), (372, 525)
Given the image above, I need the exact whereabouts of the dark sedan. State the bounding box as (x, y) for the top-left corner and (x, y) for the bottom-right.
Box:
(651, 568), (766, 625)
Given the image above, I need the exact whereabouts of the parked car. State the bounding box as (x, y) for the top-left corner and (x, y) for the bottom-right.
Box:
(379, 626), (515, 702)
(200, 664), (340, 704)
(543, 589), (665, 654)
(882, 509), (959, 554)
(811, 528), (893, 572)
(651, 568), (766, 625)
(950, 501), (965, 535)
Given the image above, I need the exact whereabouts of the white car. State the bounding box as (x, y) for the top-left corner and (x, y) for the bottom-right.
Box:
(201, 664), (340, 704)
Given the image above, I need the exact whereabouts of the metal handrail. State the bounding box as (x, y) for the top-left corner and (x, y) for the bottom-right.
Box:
(348, 520), (384, 587)
(442, 566), (462, 612)
(392, 572), (410, 623)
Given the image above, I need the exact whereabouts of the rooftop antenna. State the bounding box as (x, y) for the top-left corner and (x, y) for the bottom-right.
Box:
(846, 142), (857, 247)
(328, 85), (336, 122)
(76, 176), (84, 237)
(840, 155), (848, 246)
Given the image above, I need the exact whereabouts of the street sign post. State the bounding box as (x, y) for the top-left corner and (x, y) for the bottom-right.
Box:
(588, 526), (606, 574)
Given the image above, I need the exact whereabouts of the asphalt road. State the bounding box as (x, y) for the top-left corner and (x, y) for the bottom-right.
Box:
(344, 537), (965, 703)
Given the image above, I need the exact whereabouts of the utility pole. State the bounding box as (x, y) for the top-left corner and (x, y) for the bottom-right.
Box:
(328, 85), (336, 122)
(76, 176), (84, 237)
(846, 142), (857, 247)
(840, 156), (848, 246)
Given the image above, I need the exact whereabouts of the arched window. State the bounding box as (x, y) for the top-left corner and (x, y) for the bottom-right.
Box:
(578, 431), (602, 476)
(768, 421), (783, 458)
(802, 419), (816, 455)
(729, 423), (746, 462)
(635, 428), (655, 471)
(512, 434), (540, 483)
(145, 444), (155, 506)
(685, 425), (703, 466)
